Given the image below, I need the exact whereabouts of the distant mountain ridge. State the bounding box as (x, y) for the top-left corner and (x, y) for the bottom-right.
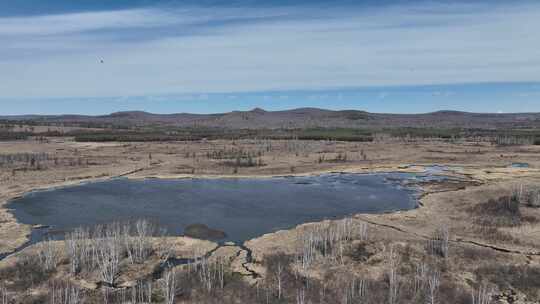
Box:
(2, 108), (540, 129)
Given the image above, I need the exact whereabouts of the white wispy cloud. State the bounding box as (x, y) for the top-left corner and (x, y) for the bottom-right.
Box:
(0, 9), (176, 36)
(1, 2), (539, 98)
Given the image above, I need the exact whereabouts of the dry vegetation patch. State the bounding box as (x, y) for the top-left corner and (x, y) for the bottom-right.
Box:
(1, 136), (540, 302)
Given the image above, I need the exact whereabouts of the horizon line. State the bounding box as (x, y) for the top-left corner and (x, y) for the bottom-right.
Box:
(2, 107), (539, 118)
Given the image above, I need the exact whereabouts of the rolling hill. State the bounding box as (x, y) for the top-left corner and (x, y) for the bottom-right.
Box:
(2, 108), (540, 129)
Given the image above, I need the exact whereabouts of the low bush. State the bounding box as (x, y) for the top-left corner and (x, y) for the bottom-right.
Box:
(474, 226), (519, 244)
(346, 241), (376, 262)
(470, 195), (537, 227)
(518, 187), (540, 208)
(0, 253), (54, 291)
(426, 226), (450, 258)
(475, 265), (540, 299)
(0, 131), (29, 141)
(455, 245), (496, 262)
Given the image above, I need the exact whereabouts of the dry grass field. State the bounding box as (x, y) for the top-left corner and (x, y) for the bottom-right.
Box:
(1, 135), (540, 303)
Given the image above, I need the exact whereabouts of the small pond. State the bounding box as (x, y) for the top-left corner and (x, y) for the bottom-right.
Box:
(7, 173), (425, 244)
(510, 162), (530, 168)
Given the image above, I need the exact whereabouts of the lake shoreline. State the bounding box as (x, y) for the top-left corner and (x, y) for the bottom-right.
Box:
(0, 162), (457, 259)
(1, 159), (535, 258)
(2, 167), (429, 259)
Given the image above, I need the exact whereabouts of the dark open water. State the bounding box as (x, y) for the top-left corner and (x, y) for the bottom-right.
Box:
(6, 173), (422, 243)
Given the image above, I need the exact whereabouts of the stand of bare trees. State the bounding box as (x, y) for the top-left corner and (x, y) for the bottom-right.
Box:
(493, 135), (534, 146)
(96, 232), (122, 286)
(386, 245), (400, 304)
(412, 262), (442, 303)
(0, 214), (532, 303)
(97, 279), (153, 304)
(37, 239), (60, 271)
(0, 152), (50, 168)
(64, 220), (160, 286)
(513, 185), (540, 208)
(471, 284), (495, 304)
(426, 226), (450, 258)
(196, 255), (227, 292)
(49, 280), (82, 304)
(0, 284), (7, 304)
(340, 274), (368, 304)
(124, 219), (155, 264)
(297, 218), (368, 270)
(161, 269), (176, 304)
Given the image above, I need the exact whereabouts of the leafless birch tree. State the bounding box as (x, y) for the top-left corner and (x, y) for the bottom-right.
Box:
(49, 281), (82, 304)
(0, 283), (8, 304)
(427, 225), (450, 258)
(37, 239), (60, 271)
(472, 284), (494, 304)
(161, 269), (176, 304)
(386, 245), (400, 304)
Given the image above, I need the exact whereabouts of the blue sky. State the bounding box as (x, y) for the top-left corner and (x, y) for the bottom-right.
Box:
(1, 0), (540, 114)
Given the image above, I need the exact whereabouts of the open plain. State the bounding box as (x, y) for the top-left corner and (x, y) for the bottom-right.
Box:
(1, 132), (540, 303)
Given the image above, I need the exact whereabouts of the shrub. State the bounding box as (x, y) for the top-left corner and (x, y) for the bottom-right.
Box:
(0, 131), (29, 141)
(346, 241), (375, 262)
(456, 246), (496, 262)
(0, 254), (54, 291)
(519, 187), (540, 208)
(474, 226), (519, 244)
(475, 265), (540, 299)
(470, 195), (534, 227)
(426, 226), (450, 258)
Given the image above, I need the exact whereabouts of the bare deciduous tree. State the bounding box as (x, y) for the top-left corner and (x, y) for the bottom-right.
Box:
(124, 219), (154, 264)
(340, 274), (367, 304)
(161, 268), (176, 304)
(65, 227), (94, 274)
(426, 270), (440, 304)
(65, 232), (82, 274)
(156, 235), (175, 264)
(414, 262), (429, 296)
(131, 281), (152, 304)
(131, 280), (153, 304)
(276, 260), (284, 299)
(49, 280), (82, 304)
(38, 239), (60, 271)
(101, 287), (111, 304)
(96, 230), (122, 286)
(386, 245), (400, 304)
(197, 255), (227, 292)
(64, 220), (161, 285)
(472, 284), (494, 304)
(427, 226), (450, 258)
(357, 221), (369, 241)
(296, 288), (306, 304)
(298, 218), (365, 270)
(1, 283), (8, 304)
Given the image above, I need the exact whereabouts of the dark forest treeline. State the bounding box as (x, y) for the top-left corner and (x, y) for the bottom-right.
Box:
(40, 128), (540, 144)
(2, 123), (540, 144)
(0, 131), (30, 141)
(0, 119), (130, 130)
(64, 127), (540, 143)
(71, 128), (376, 142)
